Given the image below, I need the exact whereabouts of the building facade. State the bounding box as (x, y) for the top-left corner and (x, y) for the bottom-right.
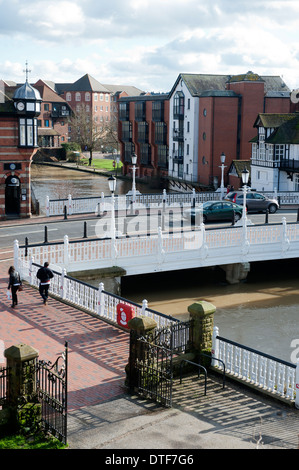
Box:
(0, 80), (41, 219)
(251, 113), (299, 191)
(118, 71), (296, 191)
(118, 94), (169, 183)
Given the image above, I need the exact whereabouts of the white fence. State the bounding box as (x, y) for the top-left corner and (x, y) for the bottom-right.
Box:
(20, 258), (178, 330)
(44, 189), (299, 217)
(14, 219), (299, 276)
(45, 190), (219, 216)
(212, 326), (299, 408)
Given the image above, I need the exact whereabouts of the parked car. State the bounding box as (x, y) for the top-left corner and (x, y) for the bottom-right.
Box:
(183, 201), (244, 223)
(224, 191), (279, 213)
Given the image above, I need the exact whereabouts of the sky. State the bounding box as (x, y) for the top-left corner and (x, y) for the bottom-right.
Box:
(1, 0), (299, 93)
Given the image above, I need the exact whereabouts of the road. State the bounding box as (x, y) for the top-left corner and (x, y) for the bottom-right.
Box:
(0, 208), (297, 250)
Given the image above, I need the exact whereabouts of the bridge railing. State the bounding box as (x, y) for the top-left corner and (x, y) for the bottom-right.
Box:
(45, 190), (219, 216)
(14, 219), (299, 275)
(212, 326), (299, 408)
(20, 259), (179, 329)
(44, 189), (299, 217)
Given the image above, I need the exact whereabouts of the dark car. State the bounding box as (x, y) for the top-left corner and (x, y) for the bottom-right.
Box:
(183, 201), (244, 224)
(224, 191), (279, 213)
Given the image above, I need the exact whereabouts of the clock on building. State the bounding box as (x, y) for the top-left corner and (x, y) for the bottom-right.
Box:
(16, 101), (25, 111)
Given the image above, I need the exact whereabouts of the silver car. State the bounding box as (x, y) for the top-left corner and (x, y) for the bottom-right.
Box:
(225, 191), (279, 213)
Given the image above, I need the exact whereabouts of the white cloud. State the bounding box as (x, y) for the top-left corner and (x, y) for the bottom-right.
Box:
(0, 0), (299, 91)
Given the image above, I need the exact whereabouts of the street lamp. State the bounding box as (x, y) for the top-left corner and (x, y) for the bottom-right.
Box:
(108, 175), (116, 241)
(219, 152), (226, 200)
(131, 152), (137, 204)
(241, 168), (249, 225)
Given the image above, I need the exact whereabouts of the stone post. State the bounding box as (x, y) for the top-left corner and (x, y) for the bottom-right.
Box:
(188, 301), (216, 365)
(3, 344), (41, 434)
(125, 316), (157, 390)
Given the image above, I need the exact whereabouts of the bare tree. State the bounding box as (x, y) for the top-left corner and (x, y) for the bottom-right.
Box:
(68, 104), (104, 165)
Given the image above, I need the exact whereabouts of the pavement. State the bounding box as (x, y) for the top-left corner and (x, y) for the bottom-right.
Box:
(0, 218), (298, 451)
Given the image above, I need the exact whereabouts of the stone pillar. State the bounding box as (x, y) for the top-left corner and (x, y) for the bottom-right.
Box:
(188, 301), (216, 355)
(125, 316), (157, 390)
(3, 343), (41, 434)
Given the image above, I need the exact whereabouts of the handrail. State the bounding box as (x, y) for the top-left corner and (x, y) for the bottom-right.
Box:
(179, 359), (207, 395)
(199, 352), (226, 389)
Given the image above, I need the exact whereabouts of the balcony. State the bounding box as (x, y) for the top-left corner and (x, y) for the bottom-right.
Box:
(279, 159), (299, 172)
(173, 128), (184, 141)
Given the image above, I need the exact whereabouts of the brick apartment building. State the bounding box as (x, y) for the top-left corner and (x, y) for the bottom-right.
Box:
(0, 79), (41, 219)
(119, 71), (299, 190)
(119, 93), (169, 184)
(55, 74), (144, 144)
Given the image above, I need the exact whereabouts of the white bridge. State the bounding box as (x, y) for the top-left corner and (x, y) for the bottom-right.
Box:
(15, 217), (299, 283)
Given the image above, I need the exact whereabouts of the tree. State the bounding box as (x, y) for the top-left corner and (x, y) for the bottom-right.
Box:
(68, 104), (102, 166)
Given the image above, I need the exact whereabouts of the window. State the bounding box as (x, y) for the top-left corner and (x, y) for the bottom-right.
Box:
(44, 103), (50, 111)
(252, 143), (257, 159)
(105, 94), (109, 102)
(295, 174), (299, 191)
(187, 144), (189, 155)
(187, 98), (190, 109)
(45, 120), (49, 127)
(85, 92), (91, 101)
(275, 145), (284, 161)
(100, 93), (103, 101)
(203, 108), (207, 116)
(86, 105), (90, 112)
(94, 93), (98, 101)
(66, 92), (71, 101)
(173, 91), (184, 117)
(187, 122), (190, 133)
(75, 92), (81, 101)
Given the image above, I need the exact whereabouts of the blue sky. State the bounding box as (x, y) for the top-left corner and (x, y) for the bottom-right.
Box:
(1, 0), (299, 93)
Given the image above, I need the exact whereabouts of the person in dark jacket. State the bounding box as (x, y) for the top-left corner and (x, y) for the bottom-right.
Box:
(7, 266), (22, 308)
(36, 262), (54, 305)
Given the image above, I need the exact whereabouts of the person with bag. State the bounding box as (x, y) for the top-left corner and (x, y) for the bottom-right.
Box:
(7, 266), (22, 308)
(36, 261), (54, 305)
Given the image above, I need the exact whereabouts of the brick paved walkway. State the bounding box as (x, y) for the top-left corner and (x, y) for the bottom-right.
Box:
(0, 255), (129, 412)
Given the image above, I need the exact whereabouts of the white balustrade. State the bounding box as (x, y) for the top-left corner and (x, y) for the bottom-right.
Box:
(18, 256), (177, 330)
(45, 190), (299, 217)
(212, 326), (298, 407)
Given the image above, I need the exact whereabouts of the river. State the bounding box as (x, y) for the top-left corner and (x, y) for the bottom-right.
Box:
(31, 164), (299, 363)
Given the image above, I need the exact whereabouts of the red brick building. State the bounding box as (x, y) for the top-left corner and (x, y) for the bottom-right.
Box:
(0, 80), (41, 219)
(119, 71), (298, 190)
(118, 93), (169, 184)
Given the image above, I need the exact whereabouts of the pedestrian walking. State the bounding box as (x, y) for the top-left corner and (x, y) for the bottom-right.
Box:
(36, 262), (54, 305)
(7, 266), (22, 308)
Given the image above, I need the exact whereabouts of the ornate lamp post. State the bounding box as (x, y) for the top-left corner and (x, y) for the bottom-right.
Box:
(241, 168), (249, 222)
(219, 152), (226, 200)
(131, 152), (138, 204)
(108, 175), (116, 242)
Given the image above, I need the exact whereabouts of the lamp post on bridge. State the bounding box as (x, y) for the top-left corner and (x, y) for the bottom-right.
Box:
(241, 168), (249, 226)
(131, 152), (138, 205)
(108, 175), (116, 242)
(219, 152), (226, 200)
